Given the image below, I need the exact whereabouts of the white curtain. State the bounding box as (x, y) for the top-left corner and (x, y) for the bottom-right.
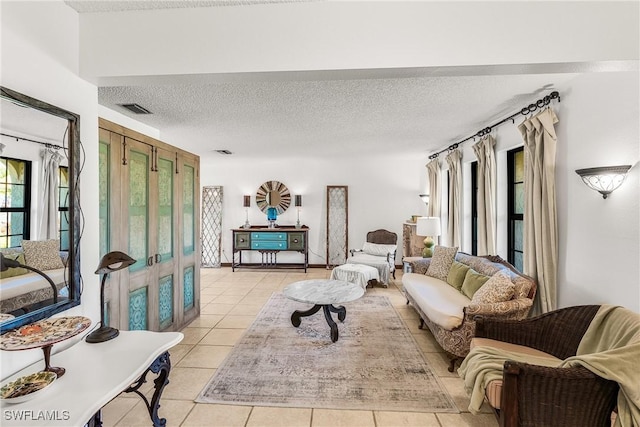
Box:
(426, 159), (441, 218)
(472, 135), (497, 255)
(518, 108), (559, 314)
(445, 149), (462, 248)
(39, 148), (62, 240)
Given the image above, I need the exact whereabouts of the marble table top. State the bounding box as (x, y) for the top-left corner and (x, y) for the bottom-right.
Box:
(283, 279), (364, 305)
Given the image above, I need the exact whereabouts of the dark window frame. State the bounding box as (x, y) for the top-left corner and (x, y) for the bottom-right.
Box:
(0, 156), (32, 248)
(507, 147), (524, 271)
(470, 160), (478, 255)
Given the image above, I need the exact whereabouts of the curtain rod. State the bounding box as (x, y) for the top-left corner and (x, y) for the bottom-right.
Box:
(0, 132), (65, 150)
(428, 91), (561, 160)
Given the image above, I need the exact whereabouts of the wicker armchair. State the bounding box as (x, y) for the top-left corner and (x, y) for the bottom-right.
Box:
(474, 305), (619, 427)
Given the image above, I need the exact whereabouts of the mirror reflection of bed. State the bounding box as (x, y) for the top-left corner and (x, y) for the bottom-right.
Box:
(0, 95), (71, 321)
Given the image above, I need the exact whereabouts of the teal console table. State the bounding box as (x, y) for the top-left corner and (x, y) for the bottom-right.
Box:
(232, 226), (309, 272)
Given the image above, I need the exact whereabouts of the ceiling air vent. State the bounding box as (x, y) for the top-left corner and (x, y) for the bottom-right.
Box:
(119, 103), (152, 114)
(215, 149), (233, 155)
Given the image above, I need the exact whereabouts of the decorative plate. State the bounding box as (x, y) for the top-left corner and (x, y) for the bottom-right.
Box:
(0, 316), (91, 351)
(1, 371), (57, 403)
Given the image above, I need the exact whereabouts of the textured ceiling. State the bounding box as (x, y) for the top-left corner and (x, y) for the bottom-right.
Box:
(64, 0), (315, 13)
(98, 72), (576, 159)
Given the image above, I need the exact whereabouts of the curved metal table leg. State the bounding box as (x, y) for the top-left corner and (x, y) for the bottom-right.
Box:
(327, 304), (346, 322)
(322, 305), (340, 342)
(291, 304), (322, 327)
(123, 351), (172, 427)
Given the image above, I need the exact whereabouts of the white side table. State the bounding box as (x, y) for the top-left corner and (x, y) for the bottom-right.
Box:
(1, 330), (183, 426)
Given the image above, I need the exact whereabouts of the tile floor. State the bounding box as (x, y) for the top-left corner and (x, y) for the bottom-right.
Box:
(102, 268), (497, 427)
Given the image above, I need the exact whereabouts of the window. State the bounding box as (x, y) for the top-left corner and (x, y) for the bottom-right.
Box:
(0, 157), (31, 248)
(59, 166), (69, 251)
(470, 161), (478, 255)
(507, 147), (524, 271)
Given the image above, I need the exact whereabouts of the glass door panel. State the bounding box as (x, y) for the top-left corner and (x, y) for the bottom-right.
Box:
(128, 149), (149, 272)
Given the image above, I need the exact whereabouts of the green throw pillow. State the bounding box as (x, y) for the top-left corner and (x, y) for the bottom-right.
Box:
(446, 261), (470, 291)
(0, 253), (29, 279)
(461, 268), (491, 299)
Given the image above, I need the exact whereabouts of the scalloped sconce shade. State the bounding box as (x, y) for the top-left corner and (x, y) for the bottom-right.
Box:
(575, 165), (631, 199)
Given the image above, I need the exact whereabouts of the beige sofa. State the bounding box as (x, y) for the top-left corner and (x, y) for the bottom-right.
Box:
(402, 250), (536, 370)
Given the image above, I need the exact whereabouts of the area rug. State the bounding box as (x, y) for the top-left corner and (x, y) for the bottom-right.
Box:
(195, 293), (458, 413)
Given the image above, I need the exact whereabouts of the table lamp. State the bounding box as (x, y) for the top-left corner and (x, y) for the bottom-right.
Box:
(243, 195), (251, 229)
(86, 251), (135, 343)
(1, 253), (58, 303)
(295, 195), (302, 229)
(416, 217), (441, 257)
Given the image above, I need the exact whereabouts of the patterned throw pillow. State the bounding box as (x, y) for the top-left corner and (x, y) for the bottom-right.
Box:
(471, 272), (516, 304)
(21, 240), (65, 271)
(0, 252), (29, 278)
(461, 268), (491, 299)
(446, 261), (470, 291)
(426, 245), (458, 281)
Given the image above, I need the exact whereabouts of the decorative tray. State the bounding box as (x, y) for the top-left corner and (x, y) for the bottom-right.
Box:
(0, 371), (57, 403)
(0, 316), (91, 351)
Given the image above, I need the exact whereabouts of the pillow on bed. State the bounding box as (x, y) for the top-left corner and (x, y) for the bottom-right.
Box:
(0, 253), (29, 279)
(362, 242), (397, 257)
(21, 239), (65, 271)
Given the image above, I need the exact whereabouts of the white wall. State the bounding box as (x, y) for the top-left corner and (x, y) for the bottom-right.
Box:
(443, 71), (639, 312)
(0, 1), (100, 378)
(200, 151), (429, 266)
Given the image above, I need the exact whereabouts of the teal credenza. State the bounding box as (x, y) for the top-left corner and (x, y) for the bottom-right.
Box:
(232, 226), (308, 272)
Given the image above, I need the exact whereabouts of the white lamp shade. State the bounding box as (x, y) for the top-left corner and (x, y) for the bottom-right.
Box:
(416, 217), (441, 237)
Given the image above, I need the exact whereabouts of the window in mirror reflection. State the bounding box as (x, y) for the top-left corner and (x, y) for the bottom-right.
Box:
(59, 166), (69, 251)
(0, 157), (32, 247)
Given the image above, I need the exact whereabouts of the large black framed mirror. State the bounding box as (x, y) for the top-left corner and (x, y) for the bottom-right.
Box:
(0, 87), (81, 333)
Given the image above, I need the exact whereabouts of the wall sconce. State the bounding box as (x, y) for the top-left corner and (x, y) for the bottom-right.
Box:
(243, 195), (251, 229)
(294, 195), (303, 229)
(575, 165), (632, 199)
(419, 194), (430, 206)
(416, 216), (441, 258)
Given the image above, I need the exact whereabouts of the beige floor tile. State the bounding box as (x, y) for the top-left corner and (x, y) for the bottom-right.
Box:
(212, 294), (245, 305)
(436, 412), (498, 427)
(200, 287), (225, 295)
(374, 411), (440, 427)
(115, 399), (194, 426)
(201, 303), (235, 315)
(162, 367), (215, 400)
(439, 377), (493, 414)
(216, 315), (255, 329)
(423, 351), (458, 377)
(181, 327), (210, 345)
(101, 396), (138, 427)
(240, 294), (273, 305)
(411, 332), (443, 353)
(187, 314), (224, 328)
(246, 406), (312, 427)
(177, 345), (232, 369)
(200, 328), (245, 346)
(199, 293), (218, 305)
(168, 344), (195, 364)
(311, 409), (375, 427)
(221, 286), (255, 296)
(228, 303), (263, 316)
(181, 403), (252, 427)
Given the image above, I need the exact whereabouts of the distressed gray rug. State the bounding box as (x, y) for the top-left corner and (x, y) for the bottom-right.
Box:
(195, 293), (457, 413)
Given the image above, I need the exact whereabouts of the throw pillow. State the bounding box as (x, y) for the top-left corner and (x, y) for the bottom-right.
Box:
(461, 268), (491, 299)
(446, 261), (470, 291)
(471, 272), (516, 304)
(0, 252), (29, 279)
(426, 245), (458, 281)
(362, 242), (397, 257)
(21, 239), (65, 271)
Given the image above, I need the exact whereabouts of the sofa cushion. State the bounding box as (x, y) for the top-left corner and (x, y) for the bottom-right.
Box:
(22, 239), (65, 271)
(403, 273), (470, 330)
(426, 245), (458, 281)
(362, 242), (396, 257)
(470, 272), (515, 304)
(461, 268), (491, 299)
(447, 261), (470, 291)
(0, 253), (29, 279)
(470, 337), (560, 409)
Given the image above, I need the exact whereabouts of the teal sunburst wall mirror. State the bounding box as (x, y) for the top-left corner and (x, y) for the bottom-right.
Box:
(256, 180), (291, 214)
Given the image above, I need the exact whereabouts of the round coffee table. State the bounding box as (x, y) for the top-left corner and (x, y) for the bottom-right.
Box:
(283, 279), (364, 342)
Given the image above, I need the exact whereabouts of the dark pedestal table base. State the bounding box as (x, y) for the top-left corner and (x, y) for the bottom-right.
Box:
(291, 304), (346, 342)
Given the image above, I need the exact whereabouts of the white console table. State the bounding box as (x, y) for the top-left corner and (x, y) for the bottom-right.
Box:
(0, 330), (183, 426)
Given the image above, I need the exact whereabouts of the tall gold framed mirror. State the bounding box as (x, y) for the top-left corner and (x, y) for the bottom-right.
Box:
(256, 180), (291, 214)
(0, 87), (81, 333)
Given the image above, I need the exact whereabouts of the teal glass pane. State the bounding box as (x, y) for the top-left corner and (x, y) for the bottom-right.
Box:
(515, 183), (524, 215)
(183, 165), (194, 255)
(514, 150), (524, 182)
(514, 251), (523, 273)
(158, 158), (173, 260)
(184, 266), (194, 310)
(159, 275), (173, 329)
(7, 184), (25, 207)
(59, 187), (69, 209)
(9, 212), (23, 234)
(129, 287), (148, 330)
(128, 150), (149, 271)
(514, 220), (523, 251)
(99, 142), (110, 258)
(9, 235), (21, 248)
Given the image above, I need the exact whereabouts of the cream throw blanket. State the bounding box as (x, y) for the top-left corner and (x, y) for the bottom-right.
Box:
(458, 305), (640, 427)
